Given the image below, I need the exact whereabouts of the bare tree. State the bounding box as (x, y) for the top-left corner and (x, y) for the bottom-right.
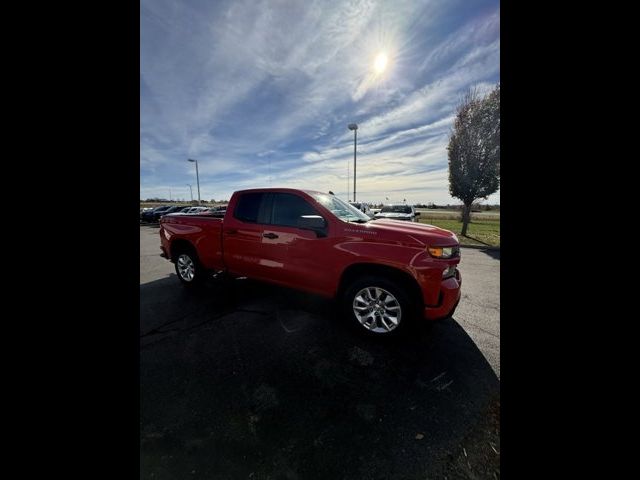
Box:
(448, 84), (500, 236)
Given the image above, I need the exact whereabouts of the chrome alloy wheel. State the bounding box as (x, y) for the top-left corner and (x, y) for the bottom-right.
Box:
(177, 254), (195, 282)
(352, 287), (402, 333)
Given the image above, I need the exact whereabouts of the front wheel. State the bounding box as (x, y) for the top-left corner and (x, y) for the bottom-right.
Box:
(342, 276), (415, 336)
(174, 250), (205, 287)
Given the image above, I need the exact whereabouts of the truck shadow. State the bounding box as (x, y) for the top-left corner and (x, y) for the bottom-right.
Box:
(481, 248), (500, 260)
(461, 234), (493, 247)
(140, 275), (499, 480)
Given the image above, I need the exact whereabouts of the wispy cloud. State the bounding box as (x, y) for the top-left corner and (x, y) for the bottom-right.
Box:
(141, 0), (500, 204)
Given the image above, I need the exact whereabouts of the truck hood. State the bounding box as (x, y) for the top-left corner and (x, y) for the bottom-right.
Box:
(365, 218), (459, 246)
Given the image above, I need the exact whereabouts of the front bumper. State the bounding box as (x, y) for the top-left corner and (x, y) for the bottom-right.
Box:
(423, 269), (462, 320)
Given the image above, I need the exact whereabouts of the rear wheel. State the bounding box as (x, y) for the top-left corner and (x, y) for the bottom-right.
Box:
(343, 276), (415, 336)
(174, 249), (205, 287)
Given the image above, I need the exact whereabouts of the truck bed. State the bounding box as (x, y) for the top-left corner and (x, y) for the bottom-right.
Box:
(159, 214), (225, 271)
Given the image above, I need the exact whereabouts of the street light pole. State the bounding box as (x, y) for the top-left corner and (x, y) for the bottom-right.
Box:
(348, 123), (358, 202)
(347, 158), (349, 201)
(188, 159), (201, 204)
(187, 184), (193, 202)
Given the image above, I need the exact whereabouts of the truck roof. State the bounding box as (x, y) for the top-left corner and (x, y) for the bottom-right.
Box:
(233, 187), (326, 196)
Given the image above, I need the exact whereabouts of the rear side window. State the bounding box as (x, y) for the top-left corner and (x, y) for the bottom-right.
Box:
(234, 193), (265, 223)
(271, 193), (320, 228)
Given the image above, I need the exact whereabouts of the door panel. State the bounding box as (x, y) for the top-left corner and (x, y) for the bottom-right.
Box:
(257, 193), (336, 296)
(222, 192), (271, 279)
(260, 226), (336, 296)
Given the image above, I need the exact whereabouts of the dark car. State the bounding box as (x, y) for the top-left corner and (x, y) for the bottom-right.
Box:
(141, 205), (170, 223)
(152, 205), (189, 221)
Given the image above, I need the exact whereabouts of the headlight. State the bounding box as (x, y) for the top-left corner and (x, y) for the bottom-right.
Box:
(427, 246), (459, 259)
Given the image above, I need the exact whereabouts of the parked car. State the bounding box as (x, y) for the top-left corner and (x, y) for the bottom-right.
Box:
(349, 202), (371, 216)
(140, 205), (170, 222)
(159, 188), (461, 336)
(205, 205), (228, 217)
(184, 206), (210, 214)
(373, 204), (420, 222)
(156, 205), (190, 220)
(164, 206), (198, 216)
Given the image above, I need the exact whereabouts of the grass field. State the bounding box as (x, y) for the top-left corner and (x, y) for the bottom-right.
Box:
(417, 215), (500, 247)
(415, 210), (500, 221)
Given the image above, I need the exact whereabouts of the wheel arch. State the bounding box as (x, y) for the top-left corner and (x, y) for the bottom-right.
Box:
(337, 263), (423, 309)
(169, 238), (198, 263)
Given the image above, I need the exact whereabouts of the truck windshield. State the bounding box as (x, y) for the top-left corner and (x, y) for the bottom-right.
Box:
(311, 193), (371, 223)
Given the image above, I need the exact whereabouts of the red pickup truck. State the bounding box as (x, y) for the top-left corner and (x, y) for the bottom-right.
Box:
(159, 188), (461, 335)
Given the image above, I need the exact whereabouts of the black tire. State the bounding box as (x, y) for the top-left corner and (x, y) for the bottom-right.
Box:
(173, 247), (205, 287)
(342, 275), (416, 336)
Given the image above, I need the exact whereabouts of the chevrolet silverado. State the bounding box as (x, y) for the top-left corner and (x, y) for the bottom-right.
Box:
(159, 188), (461, 335)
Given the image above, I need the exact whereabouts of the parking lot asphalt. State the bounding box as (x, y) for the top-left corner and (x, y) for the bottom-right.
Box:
(140, 225), (500, 479)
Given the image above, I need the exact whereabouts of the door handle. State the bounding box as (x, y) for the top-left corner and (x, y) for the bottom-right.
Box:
(263, 232), (279, 239)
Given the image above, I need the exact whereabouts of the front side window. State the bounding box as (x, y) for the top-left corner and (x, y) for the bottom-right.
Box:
(271, 193), (320, 228)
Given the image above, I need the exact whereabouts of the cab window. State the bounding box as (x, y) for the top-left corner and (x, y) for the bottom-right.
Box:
(270, 193), (321, 228)
(234, 192), (266, 223)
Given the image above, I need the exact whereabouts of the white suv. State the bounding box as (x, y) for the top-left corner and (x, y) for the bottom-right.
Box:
(373, 204), (419, 222)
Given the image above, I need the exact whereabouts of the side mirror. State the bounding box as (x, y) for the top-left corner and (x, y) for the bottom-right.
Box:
(297, 215), (327, 237)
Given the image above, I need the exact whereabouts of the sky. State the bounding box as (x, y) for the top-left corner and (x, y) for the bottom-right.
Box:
(140, 0), (500, 205)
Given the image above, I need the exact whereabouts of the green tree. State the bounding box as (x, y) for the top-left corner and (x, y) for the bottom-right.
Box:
(448, 84), (500, 236)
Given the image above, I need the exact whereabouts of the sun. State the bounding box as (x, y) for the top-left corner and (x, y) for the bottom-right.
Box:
(374, 52), (388, 74)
